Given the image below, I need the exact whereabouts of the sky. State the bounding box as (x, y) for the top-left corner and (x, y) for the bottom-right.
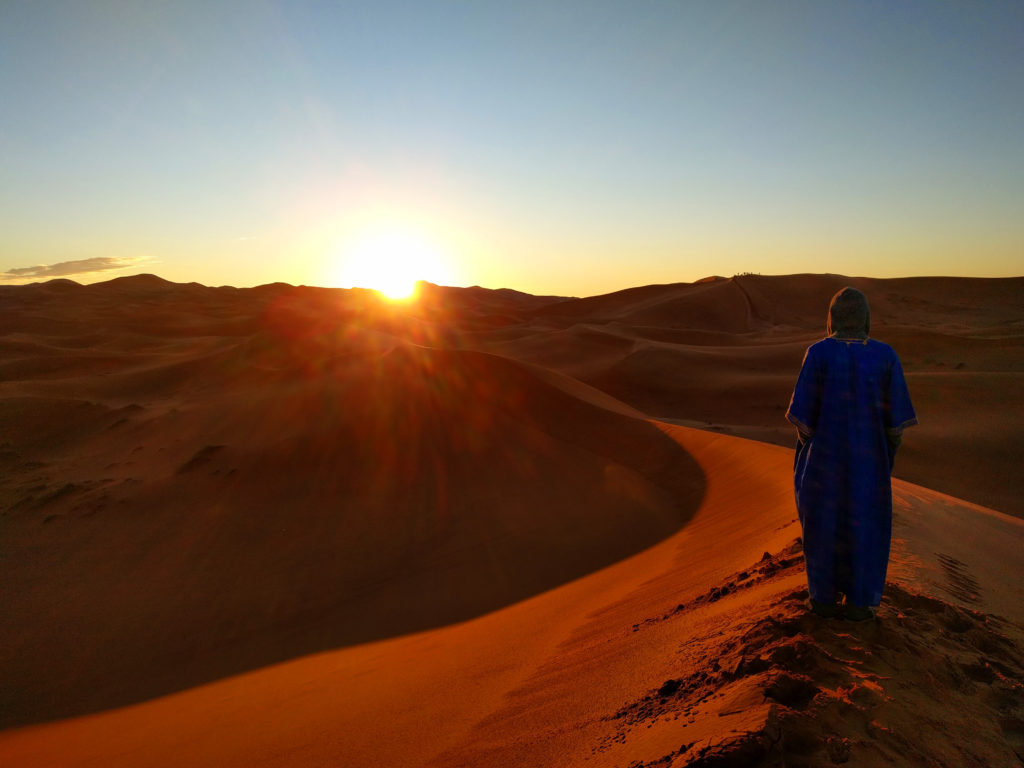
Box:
(2, 1), (1022, 297)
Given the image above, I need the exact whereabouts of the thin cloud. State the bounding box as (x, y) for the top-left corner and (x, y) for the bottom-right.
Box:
(1, 256), (158, 283)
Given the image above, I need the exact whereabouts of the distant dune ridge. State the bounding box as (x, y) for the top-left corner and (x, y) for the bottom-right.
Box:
(487, 273), (1024, 517)
(1, 273), (1022, 766)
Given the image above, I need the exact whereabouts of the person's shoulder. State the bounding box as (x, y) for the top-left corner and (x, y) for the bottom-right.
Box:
(866, 338), (904, 363)
(866, 338), (897, 354)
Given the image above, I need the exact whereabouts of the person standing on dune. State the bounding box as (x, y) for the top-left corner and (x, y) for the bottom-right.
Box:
(786, 287), (917, 621)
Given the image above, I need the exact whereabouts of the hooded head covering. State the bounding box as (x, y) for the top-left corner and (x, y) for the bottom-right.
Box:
(827, 287), (870, 338)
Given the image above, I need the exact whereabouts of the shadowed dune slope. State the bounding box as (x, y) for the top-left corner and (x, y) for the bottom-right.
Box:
(1, 427), (1021, 767)
(0, 278), (702, 727)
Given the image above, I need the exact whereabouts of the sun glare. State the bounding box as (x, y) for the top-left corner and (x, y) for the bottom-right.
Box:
(333, 229), (453, 300)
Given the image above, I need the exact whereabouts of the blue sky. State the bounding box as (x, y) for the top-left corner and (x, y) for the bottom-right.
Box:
(2, 1), (1022, 296)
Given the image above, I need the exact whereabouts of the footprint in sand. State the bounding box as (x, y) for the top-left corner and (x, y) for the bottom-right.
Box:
(936, 552), (982, 605)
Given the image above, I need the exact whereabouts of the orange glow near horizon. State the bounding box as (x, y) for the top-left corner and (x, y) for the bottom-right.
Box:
(328, 227), (456, 300)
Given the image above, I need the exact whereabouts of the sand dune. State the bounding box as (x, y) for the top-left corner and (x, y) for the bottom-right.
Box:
(479, 274), (1024, 516)
(2, 274), (1022, 765)
(1, 281), (703, 725)
(2, 427), (1021, 767)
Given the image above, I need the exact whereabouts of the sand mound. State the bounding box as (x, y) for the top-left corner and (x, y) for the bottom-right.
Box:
(0, 279), (703, 727)
(535, 279), (770, 333)
(607, 543), (1024, 767)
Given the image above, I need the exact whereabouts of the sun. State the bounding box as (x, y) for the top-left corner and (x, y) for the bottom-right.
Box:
(332, 229), (452, 300)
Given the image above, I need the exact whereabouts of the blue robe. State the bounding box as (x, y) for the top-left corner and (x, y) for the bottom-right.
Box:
(786, 337), (917, 607)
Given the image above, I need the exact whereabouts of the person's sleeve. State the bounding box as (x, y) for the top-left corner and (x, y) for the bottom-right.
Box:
(885, 351), (918, 431)
(786, 346), (821, 437)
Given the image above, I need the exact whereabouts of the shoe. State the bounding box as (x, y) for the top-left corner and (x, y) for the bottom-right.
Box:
(843, 605), (875, 622)
(806, 598), (836, 618)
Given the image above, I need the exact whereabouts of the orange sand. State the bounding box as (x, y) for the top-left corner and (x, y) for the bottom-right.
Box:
(1, 274), (1022, 766)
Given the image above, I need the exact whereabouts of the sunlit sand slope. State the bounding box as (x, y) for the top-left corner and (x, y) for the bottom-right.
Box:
(2, 427), (1021, 767)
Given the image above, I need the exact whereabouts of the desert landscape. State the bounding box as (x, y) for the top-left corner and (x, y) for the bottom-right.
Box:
(1, 272), (1023, 766)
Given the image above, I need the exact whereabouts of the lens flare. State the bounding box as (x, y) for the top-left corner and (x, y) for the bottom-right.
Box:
(333, 229), (452, 300)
